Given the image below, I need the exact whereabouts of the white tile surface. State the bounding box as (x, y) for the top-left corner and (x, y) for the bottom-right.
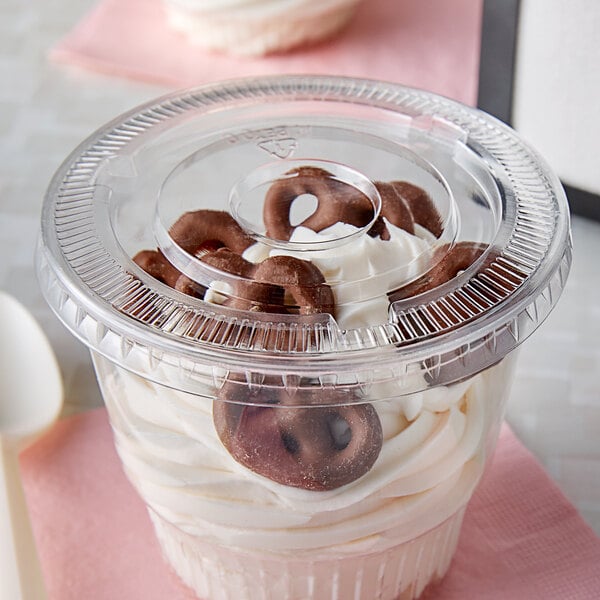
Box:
(508, 215), (600, 533)
(1, 0), (599, 536)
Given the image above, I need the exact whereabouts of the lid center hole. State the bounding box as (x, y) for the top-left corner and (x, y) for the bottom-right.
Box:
(229, 159), (382, 252)
(290, 194), (319, 227)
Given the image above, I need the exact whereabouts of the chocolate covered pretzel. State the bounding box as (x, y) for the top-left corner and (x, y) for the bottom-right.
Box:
(213, 381), (383, 491)
(263, 166), (443, 241)
(135, 209), (335, 316)
(131, 170), (489, 492)
(205, 244), (379, 490)
(168, 209), (254, 255)
(133, 210), (252, 297)
(204, 245), (379, 490)
(202, 248), (335, 315)
(132, 249), (182, 288)
(389, 242), (489, 302)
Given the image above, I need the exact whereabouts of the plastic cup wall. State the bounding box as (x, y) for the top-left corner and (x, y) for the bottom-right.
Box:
(92, 349), (519, 600)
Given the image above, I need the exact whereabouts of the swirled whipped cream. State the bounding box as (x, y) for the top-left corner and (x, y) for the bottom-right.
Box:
(204, 220), (434, 328)
(164, 0), (362, 55)
(243, 220), (433, 329)
(101, 200), (504, 549)
(107, 210), (503, 597)
(100, 358), (506, 556)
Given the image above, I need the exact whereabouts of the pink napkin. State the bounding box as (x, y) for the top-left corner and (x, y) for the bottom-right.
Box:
(50, 0), (482, 106)
(21, 408), (600, 600)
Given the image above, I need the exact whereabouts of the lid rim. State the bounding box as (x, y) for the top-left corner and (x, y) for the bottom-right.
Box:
(36, 237), (572, 386)
(38, 75), (572, 383)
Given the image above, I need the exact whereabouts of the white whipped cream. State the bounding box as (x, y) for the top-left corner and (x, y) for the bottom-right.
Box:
(99, 357), (507, 556)
(240, 220), (433, 329)
(164, 0), (362, 56)
(102, 215), (511, 598)
(168, 0), (359, 18)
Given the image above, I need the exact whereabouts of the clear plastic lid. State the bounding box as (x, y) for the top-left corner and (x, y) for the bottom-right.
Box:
(37, 76), (572, 398)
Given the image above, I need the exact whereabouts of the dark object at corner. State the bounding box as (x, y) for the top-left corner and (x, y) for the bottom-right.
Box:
(477, 0), (599, 221)
(477, 0), (520, 125)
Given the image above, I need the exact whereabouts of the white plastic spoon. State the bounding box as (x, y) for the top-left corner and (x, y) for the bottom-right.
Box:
(0, 292), (63, 600)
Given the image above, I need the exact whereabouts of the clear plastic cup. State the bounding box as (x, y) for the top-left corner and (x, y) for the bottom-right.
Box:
(37, 76), (571, 600)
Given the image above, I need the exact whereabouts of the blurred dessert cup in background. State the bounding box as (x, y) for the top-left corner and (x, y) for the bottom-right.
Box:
(163, 0), (363, 55)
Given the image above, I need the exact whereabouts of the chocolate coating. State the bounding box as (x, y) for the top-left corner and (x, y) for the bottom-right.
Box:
(174, 274), (206, 298)
(201, 246), (256, 279)
(263, 166), (444, 242)
(390, 181), (443, 238)
(134, 208), (334, 316)
(264, 167), (375, 240)
(202, 248), (284, 313)
(132, 249), (182, 288)
(389, 242), (488, 302)
(133, 210), (254, 296)
(371, 181), (416, 239)
(202, 248), (335, 316)
(253, 255), (335, 316)
(169, 209), (254, 255)
(214, 384), (383, 491)
(130, 178), (485, 493)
